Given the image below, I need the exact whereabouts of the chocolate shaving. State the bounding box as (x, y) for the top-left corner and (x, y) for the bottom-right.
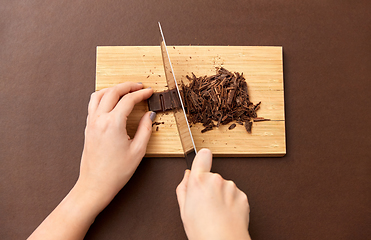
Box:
(253, 117), (271, 122)
(201, 125), (213, 133)
(245, 121), (253, 133)
(182, 67), (262, 134)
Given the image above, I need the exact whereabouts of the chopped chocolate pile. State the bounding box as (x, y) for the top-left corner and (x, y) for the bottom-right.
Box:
(181, 67), (267, 133)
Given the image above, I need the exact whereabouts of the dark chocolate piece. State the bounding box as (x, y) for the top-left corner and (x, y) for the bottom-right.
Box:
(147, 89), (181, 112)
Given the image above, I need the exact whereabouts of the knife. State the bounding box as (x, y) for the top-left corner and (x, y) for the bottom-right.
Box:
(158, 22), (197, 169)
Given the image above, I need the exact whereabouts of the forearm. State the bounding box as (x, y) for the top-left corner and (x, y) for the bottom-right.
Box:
(186, 225), (252, 240)
(28, 83), (154, 239)
(28, 181), (106, 240)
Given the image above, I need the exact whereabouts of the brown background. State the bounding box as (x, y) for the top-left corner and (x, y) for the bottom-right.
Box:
(1, 1), (370, 239)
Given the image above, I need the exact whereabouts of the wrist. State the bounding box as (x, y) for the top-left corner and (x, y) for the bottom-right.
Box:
(186, 228), (251, 240)
(63, 181), (111, 224)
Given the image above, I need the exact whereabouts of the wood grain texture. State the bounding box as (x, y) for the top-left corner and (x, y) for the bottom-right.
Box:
(96, 46), (285, 157)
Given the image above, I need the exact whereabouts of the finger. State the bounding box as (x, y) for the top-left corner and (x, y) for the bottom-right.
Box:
(97, 82), (144, 113)
(130, 111), (156, 156)
(114, 87), (153, 118)
(176, 169), (191, 211)
(88, 88), (109, 114)
(190, 148), (213, 173)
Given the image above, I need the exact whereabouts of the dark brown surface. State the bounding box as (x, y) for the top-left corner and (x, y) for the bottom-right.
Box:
(1, 1), (370, 239)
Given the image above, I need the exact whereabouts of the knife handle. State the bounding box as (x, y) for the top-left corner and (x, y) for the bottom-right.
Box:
(185, 149), (196, 169)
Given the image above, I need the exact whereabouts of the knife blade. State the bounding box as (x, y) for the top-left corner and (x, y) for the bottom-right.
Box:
(158, 22), (197, 168)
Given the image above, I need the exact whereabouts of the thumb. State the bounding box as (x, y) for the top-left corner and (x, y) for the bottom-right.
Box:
(131, 111), (155, 155)
(176, 169), (190, 211)
(190, 148), (213, 173)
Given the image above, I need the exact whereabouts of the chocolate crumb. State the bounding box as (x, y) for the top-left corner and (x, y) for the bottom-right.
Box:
(152, 122), (162, 126)
(228, 123), (236, 130)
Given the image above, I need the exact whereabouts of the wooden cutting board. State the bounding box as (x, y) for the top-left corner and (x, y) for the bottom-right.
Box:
(96, 46), (285, 157)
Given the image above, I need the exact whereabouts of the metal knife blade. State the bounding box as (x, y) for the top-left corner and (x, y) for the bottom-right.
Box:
(158, 22), (197, 168)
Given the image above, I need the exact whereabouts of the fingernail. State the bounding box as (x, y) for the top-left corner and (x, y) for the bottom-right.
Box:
(149, 111), (156, 122)
(147, 87), (152, 89)
(137, 82), (142, 84)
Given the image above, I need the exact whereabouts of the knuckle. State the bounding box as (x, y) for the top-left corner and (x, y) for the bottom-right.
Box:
(240, 191), (249, 203)
(214, 173), (223, 180)
(212, 173), (224, 184)
(227, 180), (237, 188)
(112, 85), (120, 92)
(110, 87), (120, 97)
(90, 91), (97, 98)
(101, 86), (119, 99)
(90, 91), (100, 101)
(121, 93), (135, 104)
